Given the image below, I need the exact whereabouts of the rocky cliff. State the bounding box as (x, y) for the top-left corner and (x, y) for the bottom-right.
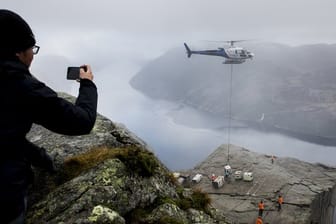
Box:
(24, 93), (336, 223)
(185, 144), (336, 224)
(25, 93), (227, 224)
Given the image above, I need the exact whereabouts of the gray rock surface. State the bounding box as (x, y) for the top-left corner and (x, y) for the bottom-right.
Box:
(185, 144), (336, 224)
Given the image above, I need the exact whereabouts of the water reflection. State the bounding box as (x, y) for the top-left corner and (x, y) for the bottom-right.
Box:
(102, 97), (336, 170)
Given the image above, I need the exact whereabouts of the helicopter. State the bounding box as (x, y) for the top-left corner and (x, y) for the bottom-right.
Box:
(184, 40), (254, 64)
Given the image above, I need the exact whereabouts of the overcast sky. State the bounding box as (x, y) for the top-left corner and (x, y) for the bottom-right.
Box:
(4, 0), (336, 45)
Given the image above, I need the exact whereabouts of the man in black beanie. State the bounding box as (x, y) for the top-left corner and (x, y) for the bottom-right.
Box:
(0, 9), (36, 60)
(0, 9), (98, 223)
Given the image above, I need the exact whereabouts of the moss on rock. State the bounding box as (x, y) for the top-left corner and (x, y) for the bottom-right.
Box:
(88, 205), (125, 224)
(59, 146), (161, 185)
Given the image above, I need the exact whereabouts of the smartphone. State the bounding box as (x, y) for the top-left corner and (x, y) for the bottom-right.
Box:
(66, 67), (80, 80)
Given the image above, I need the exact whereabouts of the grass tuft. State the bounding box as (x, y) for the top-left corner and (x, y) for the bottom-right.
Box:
(60, 146), (160, 183)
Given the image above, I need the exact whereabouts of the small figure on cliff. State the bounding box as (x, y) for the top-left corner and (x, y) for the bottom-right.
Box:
(277, 195), (283, 211)
(0, 9), (97, 224)
(258, 200), (265, 216)
(271, 155), (275, 164)
(211, 173), (217, 182)
(256, 216), (263, 224)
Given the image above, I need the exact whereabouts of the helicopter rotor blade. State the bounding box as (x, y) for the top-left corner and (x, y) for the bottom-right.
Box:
(207, 39), (253, 42)
(202, 39), (253, 46)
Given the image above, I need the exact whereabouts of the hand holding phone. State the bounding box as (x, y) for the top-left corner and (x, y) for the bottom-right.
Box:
(67, 65), (92, 81)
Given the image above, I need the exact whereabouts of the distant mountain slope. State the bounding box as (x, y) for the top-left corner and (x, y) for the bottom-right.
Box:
(130, 43), (336, 138)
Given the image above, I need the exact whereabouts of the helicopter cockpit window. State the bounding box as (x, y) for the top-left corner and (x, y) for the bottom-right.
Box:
(240, 50), (247, 57)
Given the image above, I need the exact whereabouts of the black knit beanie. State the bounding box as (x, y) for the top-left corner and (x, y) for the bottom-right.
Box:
(0, 9), (36, 59)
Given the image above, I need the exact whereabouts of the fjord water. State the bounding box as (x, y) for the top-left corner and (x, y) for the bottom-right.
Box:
(97, 69), (336, 170)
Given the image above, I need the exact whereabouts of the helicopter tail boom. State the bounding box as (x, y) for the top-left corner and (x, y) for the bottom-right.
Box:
(184, 43), (192, 58)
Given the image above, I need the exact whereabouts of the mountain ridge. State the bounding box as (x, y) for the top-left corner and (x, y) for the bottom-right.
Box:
(130, 42), (336, 140)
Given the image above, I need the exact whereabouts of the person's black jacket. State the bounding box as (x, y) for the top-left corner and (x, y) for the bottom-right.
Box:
(0, 59), (97, 222)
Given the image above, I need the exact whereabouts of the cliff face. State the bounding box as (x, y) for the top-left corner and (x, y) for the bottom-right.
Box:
(130, 43), (336, 139)
(25, 93), (226, 224)
(185, 144), (336, 224)
(310, 185), (336, 224)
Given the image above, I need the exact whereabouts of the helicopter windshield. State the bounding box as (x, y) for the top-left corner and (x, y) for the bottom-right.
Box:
(238, 49), (247, 57)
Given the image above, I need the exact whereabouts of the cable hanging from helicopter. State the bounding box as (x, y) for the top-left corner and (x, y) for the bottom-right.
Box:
(183, 40), (254, 166)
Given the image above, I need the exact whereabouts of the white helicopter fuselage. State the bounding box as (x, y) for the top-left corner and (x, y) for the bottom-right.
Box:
(223, 47), (253, 64)
(225, 47), (250, 59)
(184, 43), (254, 64)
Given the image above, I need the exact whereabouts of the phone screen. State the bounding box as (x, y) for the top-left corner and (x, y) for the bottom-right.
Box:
(66, 67), (80, 80)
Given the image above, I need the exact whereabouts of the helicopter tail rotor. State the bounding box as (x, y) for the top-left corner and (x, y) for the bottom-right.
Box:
(184, 43), (192, 58)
